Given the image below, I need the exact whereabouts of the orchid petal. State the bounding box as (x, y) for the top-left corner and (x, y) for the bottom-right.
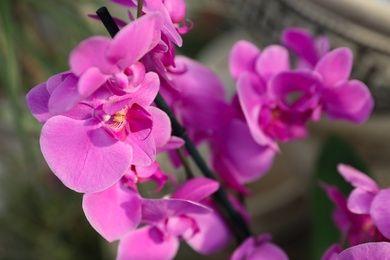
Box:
(255, 45), (290, 82)
(269, 70), (320, 112)
(82, 181), (141, 242)
(69, 36), (116, 75)
(315, 48), (353, 87)
(141, 198), (212, 224)
(125, 131), (155, 166)
(40, 116), (133, 193)
(186, 205), (231, 254)
(281, 27), (319, 67)
(107, 12), (163, 70)
(347, 188), (375, 214)
(337, 164), (379, 192)
(321, 80), (374, 123)
(163, 0), (186, 23)
(48, 73), (82, 114)
(172, 178), (219, 202)
(229, 40), (260, 81)
(148, 106), (171, 150)
(237, 73), (274, 147)
(26, 83), (54, 124)
(337, 242), (390, 259)
(371, 189), (390, 239)
(117, 226), (179, 260)
(127, 72), (160, 107)
(78, 67), (110, 98)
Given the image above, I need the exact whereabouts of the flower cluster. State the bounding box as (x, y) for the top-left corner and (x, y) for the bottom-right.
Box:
(26, 0), (376, 259)
(321, 164), (390, 258)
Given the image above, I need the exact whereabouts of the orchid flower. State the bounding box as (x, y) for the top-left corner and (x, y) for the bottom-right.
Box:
(69, 12), (163, 103)
(337, 164), (390, 240)
(117, 178), (231, 259)
(230, 40), (320, 150)
(27, 72), (172, 193)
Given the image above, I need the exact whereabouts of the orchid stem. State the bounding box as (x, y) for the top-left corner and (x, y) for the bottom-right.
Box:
(96, 6), (252, 242)
(137, 0), (144, 18)
(176, 148), (195, 179)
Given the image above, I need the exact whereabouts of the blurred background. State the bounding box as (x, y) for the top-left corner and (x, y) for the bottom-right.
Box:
(1, 0), (389, 259)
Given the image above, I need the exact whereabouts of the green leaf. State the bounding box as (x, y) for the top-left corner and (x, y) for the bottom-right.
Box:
(310, 134), (369, 259)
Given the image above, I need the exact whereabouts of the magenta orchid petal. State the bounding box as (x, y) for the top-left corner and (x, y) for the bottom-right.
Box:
(126, 103), (153, 134)
(255, 45), (290, 82)
(48, 73), (83, 114)
(321, 80), (374, 123)
(82, 180), (141, 242)
(229, 40), (261, 81)
(246, 243), (289, 260)
(315, 47), (353, 87)
(186, 204), (231, 254)
(231, 235), (288, 260)
(163, 0), (186, 23)
(142, 0), (183, 46)
(231, 237), (255, 260)
(347, 188), (376, 214)
(371, 189), (390, 239)
(281, 27), (319, 67)
(211, 119), (275, 185)
(322, 244), (342, 260)
(125, 131), (155, 166)
(135, 162), (159, 178)
(141, 198), (212, 224)
(40, 116), (133, 193)
(165, 216), (193, 237)
(117, 226), (179, 260)
(269, 70), (320, 112)
(107, 12), (163, 69)
(172, 178), (219, 202)
(127, 72), (160, 107)
(337, 242), (390, 260)
(237, 73), (274, 147)
(156, 136), (185, 153)
(148, 106), (171, 150)
(46, 72), (70, 94)
(78, 67), (110, 98)
(337, 164), (379, 192)
(26, 83), (54, 124)
(69, 36), (115, 76)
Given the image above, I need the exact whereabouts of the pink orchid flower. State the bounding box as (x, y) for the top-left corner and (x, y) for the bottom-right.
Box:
(337, 164), (390, 240)
(26, 71), (171, 193)
(230, 40), (320, 150)
(117, 178), (231, 259)
(231, 233), (288, 260)
(323, 242), (390, 260)
(69, 12), (163, 101)
(321, 183), (378, 246)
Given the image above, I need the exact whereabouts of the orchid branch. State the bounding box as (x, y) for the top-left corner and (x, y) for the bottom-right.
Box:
(96, 6), (252, 242)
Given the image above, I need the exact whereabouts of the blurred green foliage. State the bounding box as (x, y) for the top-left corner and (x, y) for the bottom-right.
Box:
(0, 0), (111, 258)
